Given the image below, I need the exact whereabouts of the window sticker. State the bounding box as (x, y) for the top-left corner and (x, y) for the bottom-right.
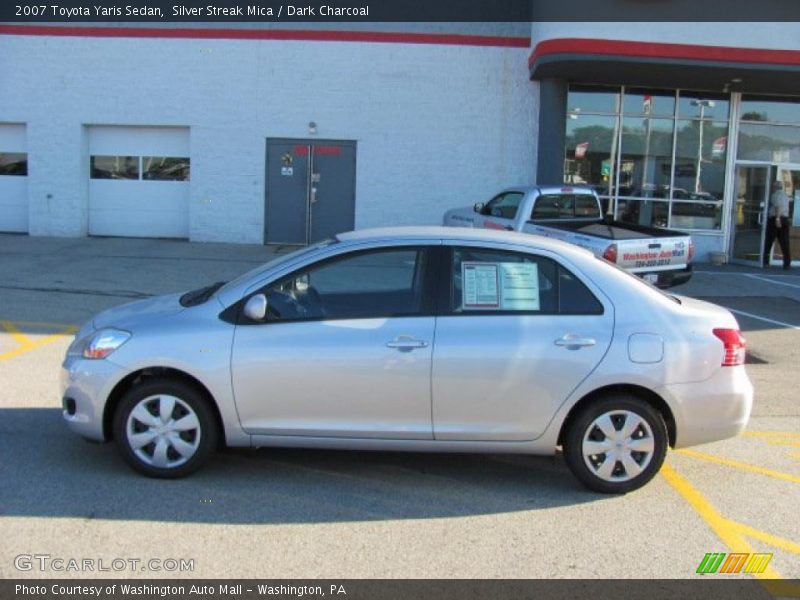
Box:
(462, 262), (500, 308)
(461, 262), (540, 311)
(499, 263), (540, 310)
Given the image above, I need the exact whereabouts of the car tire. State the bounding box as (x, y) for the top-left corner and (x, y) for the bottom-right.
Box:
(112, 378), (218, 478)
(563, 395), (668, 494)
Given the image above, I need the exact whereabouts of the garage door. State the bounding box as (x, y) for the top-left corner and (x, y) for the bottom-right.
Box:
(0, 124), (28, 233)
(88, 126), (190, 238)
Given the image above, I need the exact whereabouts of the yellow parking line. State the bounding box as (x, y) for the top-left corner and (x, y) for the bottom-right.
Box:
(677, 449), (800, 485)
(743, 431), (800, 439)
(0, 327), (77, 362)
(731, 522), (800, 557)
(660, 463), (784, 580)
(767, 440), (800, 449)
(0, 320), (32, 346)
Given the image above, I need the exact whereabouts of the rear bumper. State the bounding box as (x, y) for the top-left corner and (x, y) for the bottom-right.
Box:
(640, 265), (693, 289)
(656, 366), (753, 449)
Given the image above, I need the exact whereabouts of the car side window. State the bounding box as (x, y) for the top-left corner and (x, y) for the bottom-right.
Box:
(558, 265), (604, 315)
(263, 248), (428, 322)
(449, 248), (603, 316)
(481, 192), (524, 219)
(450, 248), (557, 314)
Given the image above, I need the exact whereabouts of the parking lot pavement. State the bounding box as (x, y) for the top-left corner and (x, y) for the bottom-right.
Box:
(0, 235), (798, 584)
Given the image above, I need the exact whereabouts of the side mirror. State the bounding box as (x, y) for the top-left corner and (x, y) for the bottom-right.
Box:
(473, 202), (484, 214)
(243, 293), (268, 321)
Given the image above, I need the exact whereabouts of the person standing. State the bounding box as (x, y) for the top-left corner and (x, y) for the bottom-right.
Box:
(763, 180), (791, 270)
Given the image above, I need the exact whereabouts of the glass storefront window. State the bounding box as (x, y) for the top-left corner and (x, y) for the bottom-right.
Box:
(673, 120), (728, 207)
(618, 118), (674, 198)
(617, 199), (670, 228)
(623, 88), (675, 117)
(567, 85), (620, 115)
(677, 92), (730, 120)
(670, 201), (723, 230)
(737, 122), (800, 163)
(564, 113), (618, 195)
(563, 85), (739, 232)
(741, 95), (800, 125)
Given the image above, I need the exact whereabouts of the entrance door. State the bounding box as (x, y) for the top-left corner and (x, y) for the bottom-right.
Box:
(732, 165), (770, 265)
(770, 166), (800, 266)
(265, 139), (356, 245)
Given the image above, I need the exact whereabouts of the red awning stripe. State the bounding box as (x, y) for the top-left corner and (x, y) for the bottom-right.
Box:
(529, 38), (800, 68)
(0, 24), (530, 48)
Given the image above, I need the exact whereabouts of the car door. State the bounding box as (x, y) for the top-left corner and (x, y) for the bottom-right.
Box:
(477, 191), (524, 231)
(231, 245), (437, 439)
(431, 243), (614, 441)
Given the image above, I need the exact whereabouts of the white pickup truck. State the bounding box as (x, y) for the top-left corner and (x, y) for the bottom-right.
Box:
(443, 185), (694, 288)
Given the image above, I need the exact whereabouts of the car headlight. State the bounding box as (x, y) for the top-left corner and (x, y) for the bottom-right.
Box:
(68, 328), (132, 360)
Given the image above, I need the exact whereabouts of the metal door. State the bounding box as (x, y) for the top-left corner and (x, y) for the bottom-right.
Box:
(731, 165), (770, 265)
(265, 139), (356, 245)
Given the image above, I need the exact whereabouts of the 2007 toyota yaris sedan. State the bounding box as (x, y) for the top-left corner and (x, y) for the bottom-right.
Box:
(61, 226), (753, 493)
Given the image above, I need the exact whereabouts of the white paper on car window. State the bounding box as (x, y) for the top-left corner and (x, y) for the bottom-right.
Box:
(462, 262), (500, 308)
(499, 263), (540, 310)
(461, 261), (540, 310)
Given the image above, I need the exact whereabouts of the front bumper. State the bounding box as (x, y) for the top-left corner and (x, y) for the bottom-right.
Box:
(656, 366), (753, 449)
(60, 356), (129, 442)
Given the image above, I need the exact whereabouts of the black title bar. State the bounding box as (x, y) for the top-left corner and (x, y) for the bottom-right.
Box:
(3, 0), (800, 22)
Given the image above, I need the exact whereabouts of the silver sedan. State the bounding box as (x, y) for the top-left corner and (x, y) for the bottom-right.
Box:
(61, 227), (753, 493)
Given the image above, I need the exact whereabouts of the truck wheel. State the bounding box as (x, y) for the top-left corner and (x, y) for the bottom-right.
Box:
(563, 395), (668, 494)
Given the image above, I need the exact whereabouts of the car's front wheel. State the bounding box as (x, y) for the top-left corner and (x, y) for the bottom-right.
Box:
(563, 395), (668, 493)
(113, 378), (218, 478)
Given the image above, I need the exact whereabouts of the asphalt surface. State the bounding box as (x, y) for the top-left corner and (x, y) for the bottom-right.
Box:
(0, 234), (798, 585)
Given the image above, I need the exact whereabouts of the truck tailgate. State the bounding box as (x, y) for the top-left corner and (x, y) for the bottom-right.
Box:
(617, 236), (691, 272)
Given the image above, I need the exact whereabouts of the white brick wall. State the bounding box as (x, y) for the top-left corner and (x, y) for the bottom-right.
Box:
(0, 34), (537, 243)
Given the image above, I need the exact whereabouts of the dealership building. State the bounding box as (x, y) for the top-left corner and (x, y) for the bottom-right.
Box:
(1, 21), (799, 266)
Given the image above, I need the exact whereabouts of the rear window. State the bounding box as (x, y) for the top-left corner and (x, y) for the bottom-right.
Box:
(530, 194), (601, 220)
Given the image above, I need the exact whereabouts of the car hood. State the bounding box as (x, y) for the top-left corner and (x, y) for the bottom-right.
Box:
(92, 292), (185, 331)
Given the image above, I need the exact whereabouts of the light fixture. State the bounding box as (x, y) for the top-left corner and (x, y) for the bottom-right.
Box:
(731, 78), (743, 83)
(308, 121), (317, 135)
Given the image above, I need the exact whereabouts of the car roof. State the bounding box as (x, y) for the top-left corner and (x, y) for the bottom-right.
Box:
(336, 226), (595, 258)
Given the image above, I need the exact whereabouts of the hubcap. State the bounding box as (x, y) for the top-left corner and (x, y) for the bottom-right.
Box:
(126, 394), (201, 469)
(582, 410), (655, 483)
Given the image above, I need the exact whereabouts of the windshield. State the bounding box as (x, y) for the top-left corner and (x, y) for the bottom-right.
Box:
(215, 239), (338, 297)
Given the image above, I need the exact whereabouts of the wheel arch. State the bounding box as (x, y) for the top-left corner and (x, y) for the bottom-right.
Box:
(557, 384), (676, 448)
(103, 367), (226, 447)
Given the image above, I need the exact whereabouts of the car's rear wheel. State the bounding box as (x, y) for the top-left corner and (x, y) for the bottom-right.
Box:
(113, 378), (217, 478)
(563, 395), (668, 493)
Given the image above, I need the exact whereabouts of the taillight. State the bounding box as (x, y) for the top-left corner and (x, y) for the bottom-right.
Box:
(603, 243), (618, 263)
(688, 240), (695, 263)
(713, 328), (746, 367)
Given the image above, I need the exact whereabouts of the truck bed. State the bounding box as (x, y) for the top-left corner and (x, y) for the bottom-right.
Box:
(537, 219), (685, 241)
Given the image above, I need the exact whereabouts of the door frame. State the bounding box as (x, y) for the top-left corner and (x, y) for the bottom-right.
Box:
(264, 138), (357, 246)
(730, 162), (771, 266)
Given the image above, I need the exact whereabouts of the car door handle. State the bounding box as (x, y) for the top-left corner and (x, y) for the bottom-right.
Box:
(554, 334), (596, 349)
(386, 337), (428, 351)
